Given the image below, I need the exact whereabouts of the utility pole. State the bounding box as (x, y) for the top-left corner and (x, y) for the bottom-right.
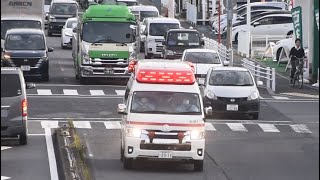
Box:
(218, 0), (221, 44)
(226, 0), (232, 49)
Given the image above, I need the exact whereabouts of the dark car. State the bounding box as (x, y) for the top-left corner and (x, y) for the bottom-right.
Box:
(1, 67), (35, 145)
(2, 28), (54, 81)
(162, 29), (204, 59)
(47, 0), (78, 36)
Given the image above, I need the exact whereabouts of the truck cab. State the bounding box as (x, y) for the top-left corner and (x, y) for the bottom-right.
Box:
(120, 59), (205, 171)
(142, 17), (181, 59)
(162, 29), (205, 60)
(72, 5), (137, 84)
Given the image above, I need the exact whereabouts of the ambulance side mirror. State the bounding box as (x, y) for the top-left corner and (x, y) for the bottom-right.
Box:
(118, 104), (127, 115)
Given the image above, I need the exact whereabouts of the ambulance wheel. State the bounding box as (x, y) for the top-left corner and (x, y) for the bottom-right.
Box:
(194, 160), (204, 172)
(123, 157), (133, 169)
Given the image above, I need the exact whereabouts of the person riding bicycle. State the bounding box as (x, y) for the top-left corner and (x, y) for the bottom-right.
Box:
(289, 38), (305, 84)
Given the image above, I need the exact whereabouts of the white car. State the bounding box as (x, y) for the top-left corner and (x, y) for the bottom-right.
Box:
(61, 17), (77, 49)
(44, 0), (52, 27)
(116, 0), (137, 6)
(181, 49), (229, 84)
(232, 14), (293, 42)
(201, 67), (263, 119)
(272, 37), (294, 61)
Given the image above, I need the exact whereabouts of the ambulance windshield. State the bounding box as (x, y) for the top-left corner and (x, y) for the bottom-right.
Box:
(130, 91), (201, 115)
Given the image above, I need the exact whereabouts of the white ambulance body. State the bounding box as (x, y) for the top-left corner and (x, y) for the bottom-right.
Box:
(118, 59), (205, 171)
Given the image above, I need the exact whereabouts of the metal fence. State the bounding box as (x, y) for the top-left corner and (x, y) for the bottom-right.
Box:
(203, 37), (233, 63)
(241, 58), (276, 92)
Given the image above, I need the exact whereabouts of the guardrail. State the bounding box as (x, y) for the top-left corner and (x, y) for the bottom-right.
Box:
(241, 58), (276, 92)
(186, 2), (197, 26)
(250, 35), (288, 58)
(203, 37), (233, 63)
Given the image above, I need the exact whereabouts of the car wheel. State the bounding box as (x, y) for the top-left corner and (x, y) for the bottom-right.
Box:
(79, 76), (88, 85)
(276, 48), (283, 62)
(287, 30), (293, 38)
(61, 42), (66, 49)
(120, 142), (124, 162)
(123, 157), (133, 169)
(251, 113), (259, 120)
(194, 160), (204, 172)
(145, 53), (152, 59)
(19, 133), (28, 145)
(235, 33), (238, 43)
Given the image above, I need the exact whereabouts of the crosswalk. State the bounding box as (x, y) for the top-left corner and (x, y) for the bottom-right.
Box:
(27, 120), (314, 134)
(27, 88), (125, 96)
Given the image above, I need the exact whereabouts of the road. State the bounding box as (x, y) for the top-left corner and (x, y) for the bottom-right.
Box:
(2, 4), (319, 180)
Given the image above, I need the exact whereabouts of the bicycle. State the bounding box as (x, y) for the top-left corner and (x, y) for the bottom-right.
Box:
(291, 56), (306, 89)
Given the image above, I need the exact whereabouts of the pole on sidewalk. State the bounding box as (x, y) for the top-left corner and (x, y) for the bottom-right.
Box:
(218, 0), (221, 44)
(246, 0), (251, 58)
(226, 0), (232, 49)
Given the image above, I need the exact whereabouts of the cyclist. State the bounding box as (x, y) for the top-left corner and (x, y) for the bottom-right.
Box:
(289, 38), (305, 84)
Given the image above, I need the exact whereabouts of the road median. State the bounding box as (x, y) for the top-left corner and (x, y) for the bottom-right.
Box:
(53, 120), (92, 180)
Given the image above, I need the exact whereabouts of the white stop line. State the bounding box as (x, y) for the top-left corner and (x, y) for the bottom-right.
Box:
(1, 176), (11, 180)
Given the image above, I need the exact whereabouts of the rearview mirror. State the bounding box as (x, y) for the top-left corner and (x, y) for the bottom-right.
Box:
(130, 25), (138, 30)
(223, 61), (229, 66)
(253, 22), (260, 27)
(48, 47), (54, 52)
(257, 81), (263, 86)
(73, 27), (78, 33)
(117, 104), (127, 115)
(162, 41), (166, 46)
(26, 83), (36, 89)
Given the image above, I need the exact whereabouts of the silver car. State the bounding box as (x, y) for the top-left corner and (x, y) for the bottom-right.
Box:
(1, 67), (35, 145)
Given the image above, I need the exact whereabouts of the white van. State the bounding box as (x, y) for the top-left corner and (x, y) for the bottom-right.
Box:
(119, 59), (205, 171)
(141, 17), (181, 59)
(116, 0), (137, 6)
(130, 5), (159, 22)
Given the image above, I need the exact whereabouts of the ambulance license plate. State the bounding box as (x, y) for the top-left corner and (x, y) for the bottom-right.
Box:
(158, 151), (173, 159)
(227, 104), (238, 111)
(20, 65), (30, 71)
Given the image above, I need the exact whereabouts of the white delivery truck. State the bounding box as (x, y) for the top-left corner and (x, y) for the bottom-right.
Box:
(142, 17), (181, 59)
(1, 0), (45, 49)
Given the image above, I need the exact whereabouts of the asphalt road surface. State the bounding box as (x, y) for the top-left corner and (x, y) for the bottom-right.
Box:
(2, 4), (319, 180)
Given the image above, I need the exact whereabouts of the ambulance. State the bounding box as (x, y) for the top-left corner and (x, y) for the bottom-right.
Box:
(118, 59), (205, 171)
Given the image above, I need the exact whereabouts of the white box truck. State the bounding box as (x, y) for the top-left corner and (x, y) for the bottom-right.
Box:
(1, 0), (45, 48)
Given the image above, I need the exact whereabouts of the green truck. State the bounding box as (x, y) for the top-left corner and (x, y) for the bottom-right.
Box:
(72, 5), (136, 84)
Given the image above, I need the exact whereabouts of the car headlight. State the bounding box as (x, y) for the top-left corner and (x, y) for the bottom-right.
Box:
(3, 54), (11, 60)
(49, 15), (56, 22)
(206, 91), (217, 100)
(126, 128), (141, 138)
(147, 38), (154, 43)
(166, 50), (174, 55)
(185, 130), (205, 140)
(65, 32), (73, 37)
(248, 91), (259, 100)
(81, 51), (90, 62)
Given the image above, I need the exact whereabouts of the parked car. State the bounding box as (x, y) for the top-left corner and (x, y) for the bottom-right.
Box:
(1, 67), (35, 145)
(232, 14), (293, 42)
(181, 49), (228, 84)
(201, 67), (262, 119)
(61, 17), (77, 49)
(272, 37), (295, 61)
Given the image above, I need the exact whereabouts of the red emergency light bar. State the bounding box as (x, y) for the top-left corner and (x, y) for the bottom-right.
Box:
(136, 68), (196, 85)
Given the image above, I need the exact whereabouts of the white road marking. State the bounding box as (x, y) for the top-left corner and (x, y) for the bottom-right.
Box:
(27, 134), (46, 136)
(226, 123), (248, 132)
(37, 89), (52, 95)
(1, 176), (11, 180)
(104, 121), (122, 129)
(264, 100), (319, 103)
(258, 124), (280, 132)
(63, 89), (78, 96)
(259, 96), (264, 99)
(34, 83), (126, 87)
(30, 117), (121, 120)
(115, 90), (126, 96)
(205, 123), (216, 131)
(89, 90), (105, 96)
(272, 96), (290, 100)
(41, 121), (59, 129)
(45, 128), (59, 180)
(27, 95), (123, 99)
(1, 146), (12, 151)
(290, 124), (312, 133)
(72, 121), (91, 129)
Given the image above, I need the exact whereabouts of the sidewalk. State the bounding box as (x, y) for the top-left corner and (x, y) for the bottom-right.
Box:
(177, 18), (319, 98)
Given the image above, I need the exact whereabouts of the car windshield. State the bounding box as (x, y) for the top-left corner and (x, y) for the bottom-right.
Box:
(100, 0), (117, 4)
(1, 20), (42, 39)
(184, 52), (221, 64)
(45, 0), (52, 5)
(5, 34), (45, 50)
(209, 70), (254, 86)
(140, 11), (158, 20)
(149, 23), (180, 36)
(82, 22), (135, 43)
(130, 91), (201, 115)
(1, 74), (22, 98)
(167, 32), (200, 46)
(50, 3), (77, 15)
(66, 20), (77, 28)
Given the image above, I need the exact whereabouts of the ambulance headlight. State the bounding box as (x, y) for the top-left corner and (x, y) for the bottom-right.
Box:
(126, 128), (141, 138)
(185, 130), (205, 140)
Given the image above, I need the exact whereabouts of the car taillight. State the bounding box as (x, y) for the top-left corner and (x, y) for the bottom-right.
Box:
(128, 59), (138, 73)
(22, 99), (27, 117)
